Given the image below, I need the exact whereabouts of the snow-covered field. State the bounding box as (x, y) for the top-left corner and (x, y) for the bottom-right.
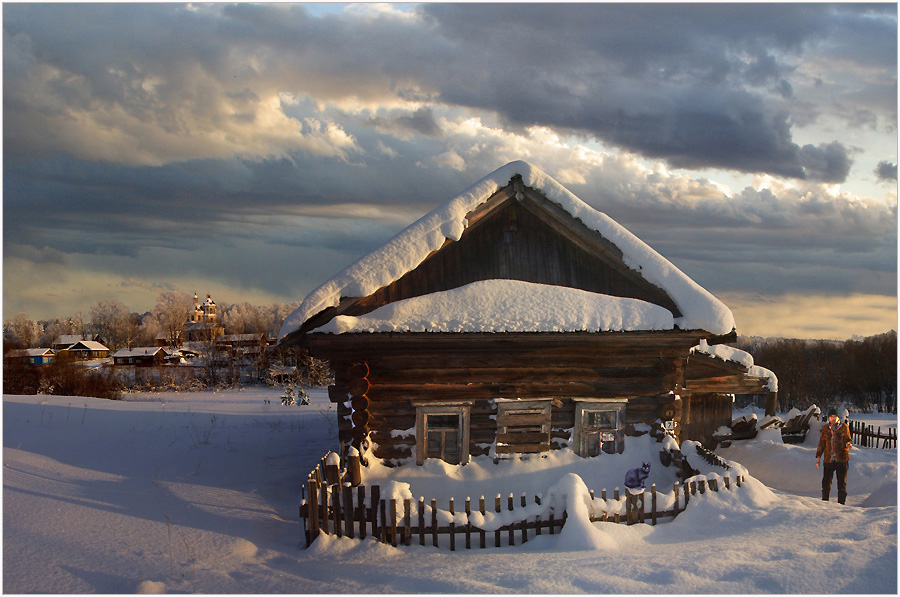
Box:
(3, 387), (897, 593)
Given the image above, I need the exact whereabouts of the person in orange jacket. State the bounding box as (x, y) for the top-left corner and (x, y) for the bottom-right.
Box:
(816, 408), (852, 504)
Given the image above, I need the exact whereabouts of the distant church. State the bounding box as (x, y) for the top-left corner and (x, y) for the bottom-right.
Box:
(184, 293), (224, 342)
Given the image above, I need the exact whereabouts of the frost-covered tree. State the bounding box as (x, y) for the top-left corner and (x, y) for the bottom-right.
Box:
(4, 313), (43, 348)
(151, 291), (194, 347)
(266, 345), (332, 406)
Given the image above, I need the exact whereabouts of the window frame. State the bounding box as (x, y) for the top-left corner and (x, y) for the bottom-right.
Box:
(574, 399), (627, 457)
(413, 401), (472, 465)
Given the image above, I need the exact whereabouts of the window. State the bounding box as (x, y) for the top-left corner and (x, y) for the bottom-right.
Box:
(496, 399), (552, 455)
(415, 402), (471, 465)
(574, 401), (626, 457)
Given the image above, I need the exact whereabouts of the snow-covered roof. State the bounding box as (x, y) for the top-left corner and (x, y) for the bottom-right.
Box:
(112, 347), (167, 358)
(5, 348), (55, 358)
(314, 279), (675, 334)
(692, 339), (778, 392)
(280, 161), (735, 340)
(66, 341), (109, 351)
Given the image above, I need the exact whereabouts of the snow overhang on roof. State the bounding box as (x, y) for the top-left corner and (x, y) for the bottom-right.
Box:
(279, 161), (736, 341)
(692, 339), (778, 392)
(313, 279), (676, 334)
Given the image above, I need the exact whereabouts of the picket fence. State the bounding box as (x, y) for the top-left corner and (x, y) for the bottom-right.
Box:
(299, 452), (744, 549)
(849, 420), (897, 449)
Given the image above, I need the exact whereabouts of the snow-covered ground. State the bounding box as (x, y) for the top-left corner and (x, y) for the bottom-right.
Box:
(3, 387), (897, 593)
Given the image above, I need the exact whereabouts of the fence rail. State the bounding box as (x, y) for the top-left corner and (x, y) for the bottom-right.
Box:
(849, 420), (897, 449)
(300, 452), (743, 549)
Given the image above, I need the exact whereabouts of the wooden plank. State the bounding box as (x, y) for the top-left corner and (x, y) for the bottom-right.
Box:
(497, 431), (551, 444)
(367, 380), (668, 402)
(495, 442), (550, 454)
(497, 413), (553, 427)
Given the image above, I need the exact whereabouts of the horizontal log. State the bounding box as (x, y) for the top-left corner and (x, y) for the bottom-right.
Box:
(372, 445), (413, 459)
(369, 434), (415, 447)
(366, 365), (666, 386)
(367, 380), (670, 402)
(309, 331), (703, 356)
(497, 431), (551, 444)
(497, 412), (551, 427)
(496, 442), (550, 454)
(685, 377), (771, 393)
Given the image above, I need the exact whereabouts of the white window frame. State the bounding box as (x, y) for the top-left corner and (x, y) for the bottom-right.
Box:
(413, 401), (472, 466)
(574, 399), (627, 457)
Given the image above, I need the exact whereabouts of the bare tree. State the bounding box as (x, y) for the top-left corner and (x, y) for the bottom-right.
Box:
(89, 300), (132, 349)
(151, 291), (194, 347)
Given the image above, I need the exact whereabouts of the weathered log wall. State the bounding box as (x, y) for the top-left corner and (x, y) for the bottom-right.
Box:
(311, 331), (709, 463)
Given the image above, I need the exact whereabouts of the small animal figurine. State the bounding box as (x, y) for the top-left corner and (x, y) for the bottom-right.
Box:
(624, 462), (651, 489)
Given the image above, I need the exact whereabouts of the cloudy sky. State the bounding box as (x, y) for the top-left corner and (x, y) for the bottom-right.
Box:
(3, 2), (897, 340)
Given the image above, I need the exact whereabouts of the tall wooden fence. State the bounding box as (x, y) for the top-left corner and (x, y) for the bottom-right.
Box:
(300, 452), (744, 549)
(849, 420), (897, 449)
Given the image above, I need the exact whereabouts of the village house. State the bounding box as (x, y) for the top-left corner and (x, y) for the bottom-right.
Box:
(4, 347), (56, 366)
(111, 346), (169, 366)
(58, 340), (110, 361)
(53, 334), (106, 351)
(279, 161), (776, 466)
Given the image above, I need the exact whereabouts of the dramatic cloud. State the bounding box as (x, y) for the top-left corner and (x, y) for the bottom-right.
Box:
(2, 3), (896, 339)
(876, 161), (898, 181)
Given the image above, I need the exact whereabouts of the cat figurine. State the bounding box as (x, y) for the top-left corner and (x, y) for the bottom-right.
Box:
(624, 462), (651, 489)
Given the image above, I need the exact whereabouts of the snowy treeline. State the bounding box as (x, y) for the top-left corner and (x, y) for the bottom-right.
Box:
(3, 291), (301, 351)
(736, 331), (897, 413)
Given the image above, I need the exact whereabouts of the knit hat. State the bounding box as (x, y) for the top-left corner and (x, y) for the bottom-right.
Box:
(828, 408), (839, 417)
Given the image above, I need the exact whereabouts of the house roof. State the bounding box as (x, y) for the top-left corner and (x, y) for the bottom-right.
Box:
(65, 341), (109, 351)
(112, 347), (167, 358)
(315, 279), (676, 334)
(5, 348), (55, 358)
(280, 161), (735, 341)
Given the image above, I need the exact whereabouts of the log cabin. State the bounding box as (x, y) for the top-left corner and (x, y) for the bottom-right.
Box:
(279, 161), (776, 466)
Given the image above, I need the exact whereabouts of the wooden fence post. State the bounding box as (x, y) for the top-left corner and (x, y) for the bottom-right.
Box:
(507, 494), (514, 546)
(390, 499), (398, 547)
(370, 485), (380, 540)
(320, 484), (330, 535)
(403, 498), (411, 546)
(601, 489), (607, 522)
(306, 478), (319, 546)
(449, 498), (456, 552)
(332, 485), (342, 537)
(343, 485), (354, 539)
(479, 496), (486, 549)
(465, 497), (472, 550)
(419, 497), (426, 546)
(613, 488), (620, 524)
(358, 485), (367, 540)
(651, 484), (657, 526)
(347, 450), (362, 486)
(520, 493), (528, 544)
(494, 494), (502, 547)
(431, 498), (438, 548)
